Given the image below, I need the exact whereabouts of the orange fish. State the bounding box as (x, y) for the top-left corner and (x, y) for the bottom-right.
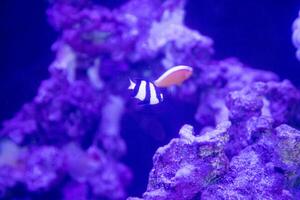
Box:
(154, 65), (193, 88)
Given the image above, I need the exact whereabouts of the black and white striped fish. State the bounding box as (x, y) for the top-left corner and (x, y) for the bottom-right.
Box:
(128, 79), (163, 105)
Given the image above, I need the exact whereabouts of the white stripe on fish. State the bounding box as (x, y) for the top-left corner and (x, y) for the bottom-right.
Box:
(149, 82), (159, 105)
(135, 80), (147, 101)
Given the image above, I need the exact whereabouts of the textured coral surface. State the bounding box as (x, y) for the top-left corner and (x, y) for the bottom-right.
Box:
(1, 0), (300, 199)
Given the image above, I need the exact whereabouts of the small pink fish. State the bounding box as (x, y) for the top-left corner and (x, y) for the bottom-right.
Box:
(154, 65), (193, 88)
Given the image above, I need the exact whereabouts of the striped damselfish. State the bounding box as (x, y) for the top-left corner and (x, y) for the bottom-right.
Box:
(128, 65), (193, 105)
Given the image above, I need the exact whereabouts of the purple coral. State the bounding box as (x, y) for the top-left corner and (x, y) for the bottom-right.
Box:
(127, 123), (230, 200)
(1, 0), (300, 199)
(130, 117), (300, 199)
(201, 147), (291, 200)
(292, 10), (300, 61)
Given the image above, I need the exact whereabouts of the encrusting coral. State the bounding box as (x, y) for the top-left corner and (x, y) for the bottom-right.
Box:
(130, 106), (300, 199)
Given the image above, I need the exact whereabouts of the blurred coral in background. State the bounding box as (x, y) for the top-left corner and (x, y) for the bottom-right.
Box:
(293, 10), (300, 61)
(1, 0), (300, 199)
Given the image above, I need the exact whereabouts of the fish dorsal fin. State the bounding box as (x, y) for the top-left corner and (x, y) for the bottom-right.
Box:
(154, 65), (193, 88)
(128, 78), (136, 90)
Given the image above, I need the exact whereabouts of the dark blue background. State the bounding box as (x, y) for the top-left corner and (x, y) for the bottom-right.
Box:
(0, 0), (300, 197)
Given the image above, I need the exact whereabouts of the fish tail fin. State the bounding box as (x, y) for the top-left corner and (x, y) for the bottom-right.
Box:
(128, 78), (136, 90)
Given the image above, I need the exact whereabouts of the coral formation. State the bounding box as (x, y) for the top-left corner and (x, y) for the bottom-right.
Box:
(1, 0), (300, 199)
(130, 96), (300, 199)
(293, 10), (300, 61)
